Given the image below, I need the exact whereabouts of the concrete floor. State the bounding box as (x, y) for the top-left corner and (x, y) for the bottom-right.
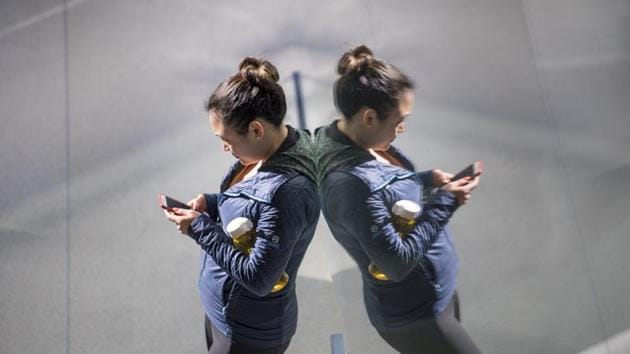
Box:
(1, 1), (629, 353)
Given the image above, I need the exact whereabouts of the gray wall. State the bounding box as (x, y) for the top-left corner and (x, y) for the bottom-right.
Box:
(1, 1), (629, 353)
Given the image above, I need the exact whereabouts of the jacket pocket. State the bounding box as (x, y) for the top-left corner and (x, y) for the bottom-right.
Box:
(200, 261), (229, 307)
(424, 230), (458, 293)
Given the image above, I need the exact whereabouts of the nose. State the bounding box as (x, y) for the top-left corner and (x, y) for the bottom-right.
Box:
(222, 143), (230, 152)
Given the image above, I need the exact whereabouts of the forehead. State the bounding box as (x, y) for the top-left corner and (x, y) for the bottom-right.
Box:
(398, 90), (414, 116)
(208, 111), (225, 134)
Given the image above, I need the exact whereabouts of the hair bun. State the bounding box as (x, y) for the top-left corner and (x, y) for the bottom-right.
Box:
(239, 57), (280, 85)
(337, 45), (376, 75)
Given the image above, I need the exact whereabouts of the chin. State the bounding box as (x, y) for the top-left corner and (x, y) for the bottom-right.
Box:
(238, 157), (257, 165)
(384, 138), (397, 150)
(378, 142), (392, 151)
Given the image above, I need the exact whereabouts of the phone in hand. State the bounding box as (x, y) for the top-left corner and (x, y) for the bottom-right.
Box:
(451, 160), (483, 182)
(158, 193), (191, 210)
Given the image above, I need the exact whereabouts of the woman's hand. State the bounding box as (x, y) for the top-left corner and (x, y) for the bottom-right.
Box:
(187, 193), (207, 212)
(441, 176), (481, 206)
(431, 169), (454, 187)
(163, 208), (202, 235)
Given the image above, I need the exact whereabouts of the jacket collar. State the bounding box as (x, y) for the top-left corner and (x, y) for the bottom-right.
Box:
(320, 120), (417, 192)
(327, 120), (416, 171)
(219, 125), (302, 203)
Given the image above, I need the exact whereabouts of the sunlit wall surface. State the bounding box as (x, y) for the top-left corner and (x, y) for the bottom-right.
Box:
(1, 1), (629, 353)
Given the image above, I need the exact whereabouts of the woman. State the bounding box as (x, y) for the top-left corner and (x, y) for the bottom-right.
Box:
(316, 45), (482, 354)
(164, 57), (320, 354)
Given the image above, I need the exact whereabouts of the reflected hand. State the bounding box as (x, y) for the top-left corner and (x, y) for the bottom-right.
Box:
(441, 175), (481, 206)
(431, 169), (454, 187)
(163, 207), (201, 235)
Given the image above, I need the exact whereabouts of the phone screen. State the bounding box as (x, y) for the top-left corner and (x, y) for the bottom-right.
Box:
(451, 161), (483, 181)
(159, 194), (191, 210)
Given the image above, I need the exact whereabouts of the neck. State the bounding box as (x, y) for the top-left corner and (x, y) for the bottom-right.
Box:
(337, 118), (369, 150)
(261, 124), (289, 162)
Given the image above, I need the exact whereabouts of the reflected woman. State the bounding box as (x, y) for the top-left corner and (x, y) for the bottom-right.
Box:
(164, 57), (319, 354)
(316, 45), (482, 354)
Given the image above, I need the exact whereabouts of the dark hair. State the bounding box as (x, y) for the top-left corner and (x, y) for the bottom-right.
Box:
(334, 45), (414, 120)
(205, 57), (286, 134)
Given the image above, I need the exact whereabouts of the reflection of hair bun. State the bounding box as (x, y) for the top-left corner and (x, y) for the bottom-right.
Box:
(239, 57), (280, 84)
(337, 45), (376, 75)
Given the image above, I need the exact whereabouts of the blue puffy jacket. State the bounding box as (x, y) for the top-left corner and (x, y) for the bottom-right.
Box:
(188, 127), (320, 348)
(316, 121), (460, 333)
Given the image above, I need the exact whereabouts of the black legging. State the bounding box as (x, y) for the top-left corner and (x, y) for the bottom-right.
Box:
(204, 315), (291, 354)
(377, 292), (481, 354)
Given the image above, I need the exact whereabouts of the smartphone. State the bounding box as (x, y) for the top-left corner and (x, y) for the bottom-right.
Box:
(158, 193), (191, 210)
(451, 160), (483, 181)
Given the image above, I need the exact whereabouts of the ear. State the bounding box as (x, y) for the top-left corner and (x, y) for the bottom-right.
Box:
(360, 108), (378, 128)
(249, 119), (265, 139)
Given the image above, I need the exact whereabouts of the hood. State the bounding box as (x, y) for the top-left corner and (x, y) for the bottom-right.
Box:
(260, 128), (318, 184)
(314, 124), (372, 185)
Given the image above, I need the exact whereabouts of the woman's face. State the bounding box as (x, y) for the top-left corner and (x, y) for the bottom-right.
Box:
(209, 111), (264, 165)
(369, 90), (414, 151)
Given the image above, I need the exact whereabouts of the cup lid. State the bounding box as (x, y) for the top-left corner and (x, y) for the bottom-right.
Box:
(392, 200), (421, 219)
(226, 217), (254, 236)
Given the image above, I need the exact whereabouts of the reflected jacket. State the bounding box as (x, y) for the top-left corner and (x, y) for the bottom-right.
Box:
(316, 121), (460, 333)
(188, 127), (320, 348)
